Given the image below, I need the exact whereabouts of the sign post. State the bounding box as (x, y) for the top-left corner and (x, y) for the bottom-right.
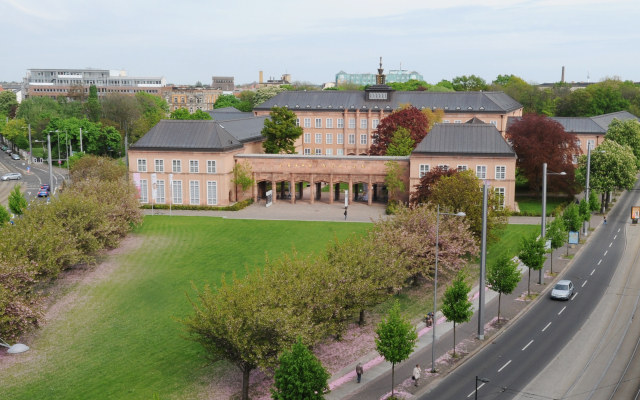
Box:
(344, 190), (348, 208)
(631, 206), (640, 224)
(265, 190), (273, 207)
(568, 231), (580, 255)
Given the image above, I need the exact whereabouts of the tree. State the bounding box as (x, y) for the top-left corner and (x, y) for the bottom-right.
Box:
(45, 118), (122, 157)
(0, 204), (10, 225)
(253, 86), (286, 107)
(451, 75), (488, 91)
(374, 300), (418, 397)
(579, 199), (591, 224)
(370, 106), (430, 155)
(586, 82), (630, 116)
(428, 170), (509, 245)
(261, 106), (303, 154)
(0, 91), (19, 117)
(605, 118), (640, 168)
(441, 270), (473, 357)
(169, 108), (212, 120)
(493, 74), (515, 85)
(386, 127), (415, 156)
(506, 114), (581, 196)
(231, 160), (256, 194)
(486, 251), (521, 321)
(518, 232), (546, 296)
(576, 139), (637, 209)
(87, 85), (101, 123)
(271, 337), (330, 400)
(239, 90), (256, 105)
(100, 93), (142, 138)
(67, 83), (87, 102)
(213, 94), (240, 109)
(561, 203), (582, 232)
(545, 217), (566, 274)
(384, 161), (406, 202)
(8, 185), (28, 215)
(2, 118), (29, 149)
(421, 108), (445, 131)
(589, 190), (601, 212)
(410, 166), (457, 205)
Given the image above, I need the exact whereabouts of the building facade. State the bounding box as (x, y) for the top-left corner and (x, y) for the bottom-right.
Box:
(22, 68), (166, 100)
(164, 87), (222, 113)
(335, 69), (423, 86)
(211, 76), (235, 91)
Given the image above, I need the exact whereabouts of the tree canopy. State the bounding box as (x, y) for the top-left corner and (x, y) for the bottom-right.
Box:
(518, 231), (546, 295)
(271, 337), (330, 400)
(253, 86), (286, 107)
(370, 106), (430, 155)
(605, 118), (640, 168)
(169, 108), (212, 120)
(385, 127), (415, 156)
(0, 91), (19, 117)
(45, 117), (122, 157)
(486, 251), (521, 321)
(261, 106), (303, 154)
(452, 75), (488, 91)
(441, 270), (473, 356)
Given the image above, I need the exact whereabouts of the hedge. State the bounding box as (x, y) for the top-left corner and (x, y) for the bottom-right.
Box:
(510, 201), (570, 217)
(140, 198), (254, 212)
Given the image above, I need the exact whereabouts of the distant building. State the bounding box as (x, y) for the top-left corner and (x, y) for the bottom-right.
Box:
(22, 68), (166, 100)
(335, 69), (423, 86)
(258, 71), (291, 88)
(211, 76), (235, 91)
(164, 86), (222, 113)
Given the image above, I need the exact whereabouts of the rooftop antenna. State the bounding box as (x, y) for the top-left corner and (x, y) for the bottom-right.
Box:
(400, 62), (402, 72)
(587, 69), (590, 83)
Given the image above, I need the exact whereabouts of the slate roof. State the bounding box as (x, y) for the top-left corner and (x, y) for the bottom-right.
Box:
(254, 90), (522, 113)
(206, 107), (254, 121)
(507, 111), (639, 135)
(412, 123), (516, 157)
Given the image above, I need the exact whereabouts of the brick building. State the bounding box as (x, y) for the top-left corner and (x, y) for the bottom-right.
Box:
(164, 86), (222, 113)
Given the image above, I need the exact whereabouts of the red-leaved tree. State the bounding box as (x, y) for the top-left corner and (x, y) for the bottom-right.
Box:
(410, 166), (457, 206)
(507, 114), (581, 196)
(370, 106), (430, 155)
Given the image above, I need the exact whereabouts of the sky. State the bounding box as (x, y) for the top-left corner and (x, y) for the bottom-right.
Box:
(1, 0), (639, 86)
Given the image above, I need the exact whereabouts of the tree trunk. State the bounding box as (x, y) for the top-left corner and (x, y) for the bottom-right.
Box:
(528, 268), (531, 298)
(242, 367), (251, 400)
(498, 292), (502, 322)
(453, 322), (456, 357)
(551, 249), (554, 274)
(392, 363), (395, 397)
(359, 309), (365, 326)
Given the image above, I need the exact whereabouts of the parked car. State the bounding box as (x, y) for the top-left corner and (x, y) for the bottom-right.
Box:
(0, 173), (22, 181)
(0, 146), (6, 151)
(5, 149), (12, 154)
(37, 188), (49, 197)
(550, 280), (574, 300)
(11, 154), (20, 160)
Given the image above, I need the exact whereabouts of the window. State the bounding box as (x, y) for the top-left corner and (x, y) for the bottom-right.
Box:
(360, 134), (367, 145)
(457, 165), (468, 171)
(490, 120), (497, 126)
(495, 187), (505, 209)
(189, 181), (200, 205)
(154, 159), (164, 172)
(454, 120), (461, 124)
(173, 97), (178, 103)
(304, 118), (311, 128)
(327, 118), (333, 128)
(443, 120), (450, 123)
(156, 180), (165, 204)
(172, 180), (182, 204)
(572, 155), (579, 164)
(140, 179), (148, 203)
(315, 118), (322, 128)
(304, 133), (311, 143)
(315, 133), (322, 144)
(476, 165), (487, 179)
(587, 139), (595, 150)
(304, 148), (311, 155)
(495, 165), (506, 180)
(296, 118), (300, 127)
(189, 160), (199, 173)
(326, 149), (333, 155)
(137, 159), (147, 172)
(419, 164), (430, 178)
(372, 119), (379, 129)
(348, 134), (355, 144)
(337, 149), (344, 155)
(576, 140), (581, 147)
(360, 119), (367, 129)
(207, 181), (217, 205)
(337, 134), (344, 144)
(315, 148), (321, 155)
(438, 164), (449, 171)
(207, 160), (216, 174)
(172, 160), (181, 173)
(326, 133), (333, 144)
(337, 118), (344, 128)
(349, 119), (355, 129)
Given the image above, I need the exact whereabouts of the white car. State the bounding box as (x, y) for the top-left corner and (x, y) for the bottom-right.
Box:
(11, 154), (20, 160)
(550, 280), (574, 300)
(0, 173), (22, 181)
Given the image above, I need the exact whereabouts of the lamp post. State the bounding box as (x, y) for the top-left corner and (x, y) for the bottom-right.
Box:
(583, 147), (605, 236)
(478, 181), (489, 340)
(540, 163), (566, 284)
(475, 376), (490, 400)
(0, 338), (29, 354)
(431, 205), (466, 373)
(47, 132), (53, 191)
(28, 124), (32, 164)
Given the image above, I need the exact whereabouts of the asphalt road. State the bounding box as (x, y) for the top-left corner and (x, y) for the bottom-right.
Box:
(417, 186), (638, 399)
(0, 151), (67, 204)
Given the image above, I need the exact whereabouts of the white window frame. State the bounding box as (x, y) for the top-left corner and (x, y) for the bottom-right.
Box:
(139, 179), (148, 203)
(189, 160), (199, 173)
(304, 133), (311, 143)
(419, 164), (430, 178)
(304, 148), (311, 155)
(337, 118), (344, 129)
(336, 149), (344, 155)
(172, 180), (182, 204)
(495, 165), (506, 180)
(154, 159), (164, 173)
(495, 187), (506, 209)
(476, 165), (487, 179)
(587, 139), (595, 150)
(315, 133), (322, 144)
(348, 134), (356, 144)
(337, 133), (344, 144)
(360, 134), (367, 145)
(490, 120), (497, 126)
(438, 164), (449, 171)
(296, 118), (300, 127)
(304, 118), (311, 128)
(348, 119), (355, 129)
(443, 120), (450, 123)
(137, 159), (147, 172)
(326, 149), (333, 155)
(189, 180), (200, 205)
(172, 159), (181, 173)
(457, 165), (468, 172)
(315, 118), (322, 128)
(326, 133), (333, 144)
(372, 119), (379, 129)
(207, 181), (217, 205)
(326, 118), (333, 128)
(156, 180), (165, 204)
(572, 155), (579, 164)
(315, 148), (322, 155)
(207, 160), (216, 174)
(454, 120), (461, 124)
(360, 119), (367, 129)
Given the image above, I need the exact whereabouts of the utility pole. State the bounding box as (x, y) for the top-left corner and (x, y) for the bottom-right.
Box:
(28, 124), (32, 165)
(79, 127), (83, 153)
(478, 182), (489, 340)
(47, 133), (53, 190)
(540, 163), (547, 285)
(583, 146), (592, 236)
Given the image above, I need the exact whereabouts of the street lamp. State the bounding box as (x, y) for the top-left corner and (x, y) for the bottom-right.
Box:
(431, 205), (466, 373)
(0, 338), (29, 354)
(540, 163), (566, 284)
(583, 147), (605, 236)
(475, 376), (490, 400)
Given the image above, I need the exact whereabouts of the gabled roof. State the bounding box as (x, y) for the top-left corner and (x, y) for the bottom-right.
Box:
(412, 123), (516, 157)
(507, 111), (639, 135)
(591, 111), (639, 130)
(206, 107), (254, 122)
(466, 117), (485, 124)
(217, 115), (269, 143)
(254, 90), (522, 113)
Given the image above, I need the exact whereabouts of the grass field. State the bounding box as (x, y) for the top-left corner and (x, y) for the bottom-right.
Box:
(1, 217), (369, 400)
(515, 196), (568, 215)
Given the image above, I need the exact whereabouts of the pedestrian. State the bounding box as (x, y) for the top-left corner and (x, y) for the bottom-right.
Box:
(603, 215), (607, 225)
(344, 208), (347, 220)
(413, 364), (421, 387)
(355, 362), (363, 383)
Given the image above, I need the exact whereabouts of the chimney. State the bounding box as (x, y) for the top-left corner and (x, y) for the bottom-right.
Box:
(259, 71), (263, 83)
(561, 66), (565, 83)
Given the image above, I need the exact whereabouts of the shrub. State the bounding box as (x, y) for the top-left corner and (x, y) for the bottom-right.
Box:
(140, 198), (254, 212)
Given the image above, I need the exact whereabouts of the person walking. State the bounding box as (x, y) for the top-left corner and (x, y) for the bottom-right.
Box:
(413, 364), (421, 387)
(603, 215), (607, 225)
(355, 362), (363, 383)
(344, 208), (348, 220)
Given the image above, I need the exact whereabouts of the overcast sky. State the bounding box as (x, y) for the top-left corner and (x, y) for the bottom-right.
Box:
(1, 0), (638, 86)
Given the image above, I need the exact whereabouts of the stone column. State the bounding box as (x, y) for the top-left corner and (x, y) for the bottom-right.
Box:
(368, 174), (373, 206)
(272, 178), (277, 204)
(329, 174), (334, 204)
(348, 175), (353, 203)
(290, 174), (295, 204)
(310, 174), (315, 204)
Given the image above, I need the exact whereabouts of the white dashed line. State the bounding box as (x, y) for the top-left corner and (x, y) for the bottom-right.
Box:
(598, 260), (602, 265)
(559, 306), (566, 315)
(542, 322), (552, 332)
(610, 243), (613, 247)
(522, 340), (534, 351)
(498, 360), (512, 372)
(614, 235), (617, 240)
(619, 228), (621, 233)
(468, 383), (486, 397)
(591, 269), (595, 275)
(582, 281), (587, 287)
(605, 251), (608, 256)
(572, 292), (578, 301)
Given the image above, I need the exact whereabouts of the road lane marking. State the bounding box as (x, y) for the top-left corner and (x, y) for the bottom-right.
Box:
(605, 251), (608, 256)
(559, 306), (566, 315)
(498, 360), (512, 372)
(542, 322), (552, 332)
(582, 281), (587, 287)
(598, 260), (602, 265)
(591, 269), (595, 275)
(522, 340), (534, 350)
(619, 228), (621, 232)
(610, 243), (613, 247)
(468, 383), (486, 397)
(572, 292), (578, 301)
(614, 235), (617, 240)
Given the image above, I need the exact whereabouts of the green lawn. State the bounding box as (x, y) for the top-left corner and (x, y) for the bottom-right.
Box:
(321, 182), (349, 192)
(516, 196), (568, 215)
(31, 147), (45, 158)
(1, 217), (369, 400)
(486, 224), (539, 266)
